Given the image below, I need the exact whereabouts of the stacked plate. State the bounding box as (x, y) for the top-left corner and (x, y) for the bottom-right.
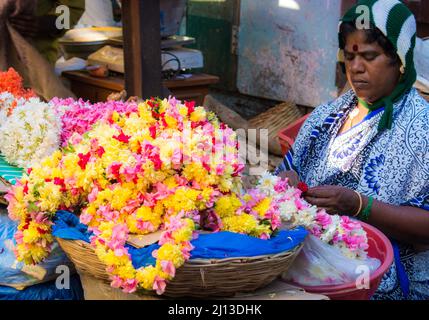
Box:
(59, 27), (123, 60)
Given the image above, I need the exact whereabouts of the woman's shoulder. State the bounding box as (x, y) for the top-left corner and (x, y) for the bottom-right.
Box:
(414, 89), (429, 113)
(402, 89), (429, 125)
(395, 89), (429, 152)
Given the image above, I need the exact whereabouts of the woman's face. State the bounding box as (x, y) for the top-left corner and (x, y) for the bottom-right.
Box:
(344, 30), (401, 103)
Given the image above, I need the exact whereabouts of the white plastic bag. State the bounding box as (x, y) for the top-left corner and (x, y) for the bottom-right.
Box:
(283, 235), (381, 286)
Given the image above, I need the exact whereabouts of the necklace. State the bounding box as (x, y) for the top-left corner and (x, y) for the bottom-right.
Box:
(348, 108), (360, 129)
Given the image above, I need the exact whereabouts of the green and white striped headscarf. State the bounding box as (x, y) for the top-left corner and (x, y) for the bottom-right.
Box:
(338, 0), (417, 132)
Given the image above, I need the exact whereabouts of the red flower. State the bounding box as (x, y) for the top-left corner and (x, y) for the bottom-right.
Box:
(151, 110), (159, 119)
(202, 162), (211, 172)
(113, 131), (130, 144)
(149, 125), (157, 139)
(27, 168), (32, 175)
(109, 163), (122, 178)
(144, 143), (155, 153)
(53, 177), (64, 185)
(148, 97), (160, 109)
(191, 121), (205, 129)
(96, 146), (105, 158)
(297, 182), (309, 193)
(159, 113), (167, 127)
(78, 152), (91, 170)
(150, 154), (162, 171)
(23, 182), (29, 194)
(37, 227), (48, 235)
(185, 101), (195, 115)
(53, 177), (67, 192)
(232, 163), (244, 177)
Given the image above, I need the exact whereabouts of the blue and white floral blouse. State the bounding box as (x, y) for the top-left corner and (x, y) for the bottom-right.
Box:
(275, 88), (429, 300)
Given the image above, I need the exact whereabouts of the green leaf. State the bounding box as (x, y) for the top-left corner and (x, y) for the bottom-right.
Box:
(27, 202), (39, 213)
(32, 181), (44, 198)
(261, 219), (272, 226)
(63, 143), (76, 154)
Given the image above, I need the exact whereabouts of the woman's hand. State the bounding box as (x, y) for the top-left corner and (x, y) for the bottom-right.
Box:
(304, 185), (360, 216)
(277, 170), (300, 188)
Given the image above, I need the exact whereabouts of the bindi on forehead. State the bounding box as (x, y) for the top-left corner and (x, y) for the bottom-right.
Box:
(353, 44), (359, 52)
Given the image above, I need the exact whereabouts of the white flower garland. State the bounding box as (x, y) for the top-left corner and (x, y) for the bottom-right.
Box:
(0, 92), (26, 128)
(0, 98), (61, 168)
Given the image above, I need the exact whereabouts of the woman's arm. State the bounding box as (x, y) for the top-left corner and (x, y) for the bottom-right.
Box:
(364, 196), (429, 247)
(304, 185), (429, 247)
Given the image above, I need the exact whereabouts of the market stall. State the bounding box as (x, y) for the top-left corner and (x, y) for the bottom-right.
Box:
(0, 67), (394, 300)
(7, 0), (428, 302)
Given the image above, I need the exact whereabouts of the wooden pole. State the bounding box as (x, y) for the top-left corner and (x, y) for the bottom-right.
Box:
(122, 0), (162, 99)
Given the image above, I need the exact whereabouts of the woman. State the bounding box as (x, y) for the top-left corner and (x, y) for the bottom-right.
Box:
(275, 0), (429, 300)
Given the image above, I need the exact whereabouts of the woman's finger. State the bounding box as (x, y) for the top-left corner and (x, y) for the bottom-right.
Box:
(304, 196), (331, 207)
(305, 187), (335, 198)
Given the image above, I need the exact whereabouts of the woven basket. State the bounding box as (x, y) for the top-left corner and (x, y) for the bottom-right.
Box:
(56, 237), (303, 298)
(248, 102), (304, 156)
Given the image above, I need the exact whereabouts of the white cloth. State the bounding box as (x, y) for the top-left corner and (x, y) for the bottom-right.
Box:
(55, 57), (87, 76)
(76, 0), (116, 27)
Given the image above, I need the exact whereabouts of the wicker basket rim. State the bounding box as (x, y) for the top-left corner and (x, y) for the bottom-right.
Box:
(56, 237), (304, 298)
(56, 237), (303, 264)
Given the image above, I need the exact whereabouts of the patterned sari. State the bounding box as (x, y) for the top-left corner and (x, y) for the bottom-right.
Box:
(275, 88), (429, 300)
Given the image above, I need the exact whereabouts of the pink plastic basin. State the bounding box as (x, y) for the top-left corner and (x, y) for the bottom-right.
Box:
(287, 221), (394, 300)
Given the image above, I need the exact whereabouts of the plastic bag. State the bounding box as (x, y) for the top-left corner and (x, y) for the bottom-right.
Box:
(0, 274), (83, 300)
(283, 235), (381, 286)
(0, 213), (75, 290)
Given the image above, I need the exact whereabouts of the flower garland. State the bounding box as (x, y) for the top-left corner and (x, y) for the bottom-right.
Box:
(251, 172), (369, 259)
(0, 98), (61, 168)
(0, 92), (27, 127)
(0, 68), (36, 100)
(7, 97), (262, 295)
(0, 68), (36, 125)
(50, 98), (137, 147)
(204, 189), (282, 240)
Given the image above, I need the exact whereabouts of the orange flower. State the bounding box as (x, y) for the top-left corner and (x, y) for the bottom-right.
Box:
(0, 68), (36, 100)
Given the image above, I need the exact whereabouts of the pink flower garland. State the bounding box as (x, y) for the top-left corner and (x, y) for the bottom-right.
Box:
(50, 98), (138, 147)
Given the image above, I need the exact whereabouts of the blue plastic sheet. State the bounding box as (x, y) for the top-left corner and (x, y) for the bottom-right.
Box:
(0, 274), (84, 300)
(53, 210), (308, 269)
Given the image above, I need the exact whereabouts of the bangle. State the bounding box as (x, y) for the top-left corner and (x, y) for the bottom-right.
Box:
(352, 191), (363, 217)
(359, 196), (374, 221)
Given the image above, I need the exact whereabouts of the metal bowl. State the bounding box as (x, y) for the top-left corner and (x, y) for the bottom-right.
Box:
(59, 27), (122, 59)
